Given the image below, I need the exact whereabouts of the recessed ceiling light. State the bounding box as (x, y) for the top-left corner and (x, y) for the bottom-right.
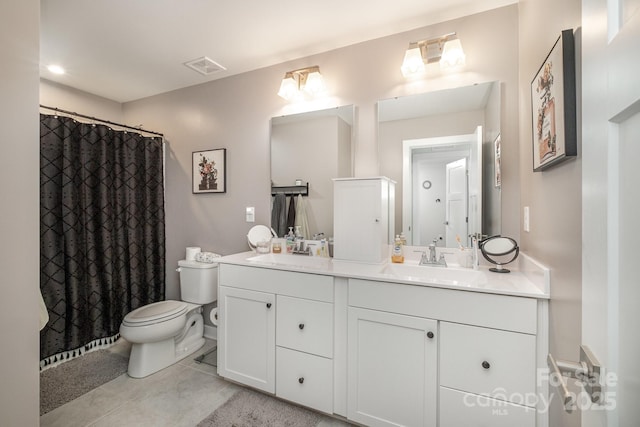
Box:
(47, 64), (65, 75)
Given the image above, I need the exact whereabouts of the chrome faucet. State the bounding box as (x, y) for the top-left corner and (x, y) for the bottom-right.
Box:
(416, 239), (447, 267)
(428, 240), (438, 263)
(292, 238), (311, 255)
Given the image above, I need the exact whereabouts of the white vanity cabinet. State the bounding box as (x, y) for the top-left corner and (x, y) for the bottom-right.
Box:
(217, 264), (335, 413)
(216, 252), (549, 427)
(333, 177), (395, 263)
(348, 278), (546, 427)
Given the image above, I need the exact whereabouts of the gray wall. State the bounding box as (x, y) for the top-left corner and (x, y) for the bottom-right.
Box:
(518, 0), (582, 426)
(120, 5), (521, 300)
(41, 79), (124, 122)
(0, 0), (41, 425)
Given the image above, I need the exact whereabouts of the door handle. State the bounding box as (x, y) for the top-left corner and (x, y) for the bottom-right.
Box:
(547, 345), (602, 413)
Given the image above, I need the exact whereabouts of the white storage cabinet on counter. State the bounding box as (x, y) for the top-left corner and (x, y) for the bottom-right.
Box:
(217, 263), (335, 413)
(333, 177), (395, 263)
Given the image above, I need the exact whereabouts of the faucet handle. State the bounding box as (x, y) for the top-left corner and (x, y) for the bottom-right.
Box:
(414, 250), (429, 264)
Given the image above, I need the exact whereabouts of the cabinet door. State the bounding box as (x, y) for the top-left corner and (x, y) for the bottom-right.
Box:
(334, 178), (389, 263)
(217, 286), (275, 393)
(348, 307), (437, 427)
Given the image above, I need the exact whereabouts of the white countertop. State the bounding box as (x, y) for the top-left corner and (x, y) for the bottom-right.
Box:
(215, 250), (550, 299)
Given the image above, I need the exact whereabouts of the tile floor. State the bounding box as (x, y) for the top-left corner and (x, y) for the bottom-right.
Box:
(40, 338), (352, 427)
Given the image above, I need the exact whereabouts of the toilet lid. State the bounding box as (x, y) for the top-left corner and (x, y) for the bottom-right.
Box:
(123, 300), (187, 326)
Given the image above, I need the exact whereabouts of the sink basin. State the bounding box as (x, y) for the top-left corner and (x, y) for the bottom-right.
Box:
(379, 262), (486, 287)
(247, 253), (331, 269)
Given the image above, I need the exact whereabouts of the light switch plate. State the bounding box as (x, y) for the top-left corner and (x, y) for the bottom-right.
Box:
(246, 207), (255, 223)
(523, 206), (530, 232)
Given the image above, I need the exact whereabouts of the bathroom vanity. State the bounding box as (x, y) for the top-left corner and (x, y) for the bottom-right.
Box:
(216, 251), (549, 427)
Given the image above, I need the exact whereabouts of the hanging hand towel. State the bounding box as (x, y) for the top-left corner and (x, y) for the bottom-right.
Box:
(286, 194), (296, 230)
(295, 194), (311, 239)
(271, 193), (287, 237)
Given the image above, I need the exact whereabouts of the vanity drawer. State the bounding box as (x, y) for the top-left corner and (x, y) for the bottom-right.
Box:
(276, 346), (333, 414)
(439, 386), (535, 427)
(440, 322), (536, 401)
(276, 295), (333, 358)
(349, 279), (537, 334)
(219, 264), (334, 302)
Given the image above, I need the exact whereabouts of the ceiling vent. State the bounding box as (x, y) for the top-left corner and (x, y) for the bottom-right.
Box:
(184, 56), (226, 76)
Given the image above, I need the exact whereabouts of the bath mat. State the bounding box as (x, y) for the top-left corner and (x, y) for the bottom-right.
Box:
(196, 388), (322, 427)
(40, 349), (128, 415)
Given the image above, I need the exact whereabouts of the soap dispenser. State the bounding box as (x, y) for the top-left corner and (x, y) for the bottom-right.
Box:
(286, 227), (295, 253)
(391, 235), (404, 263)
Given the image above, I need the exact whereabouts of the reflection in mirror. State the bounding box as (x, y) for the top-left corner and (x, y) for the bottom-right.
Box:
(270, 105), (354, 238)
(378, 81), (501, 247)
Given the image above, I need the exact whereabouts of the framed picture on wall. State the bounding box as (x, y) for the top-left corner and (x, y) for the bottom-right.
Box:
(193, 148), (226, 193)
(530, 29), (577, 172)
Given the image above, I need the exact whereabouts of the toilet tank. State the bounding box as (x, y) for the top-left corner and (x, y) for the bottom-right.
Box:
(177, 260), (218, 304)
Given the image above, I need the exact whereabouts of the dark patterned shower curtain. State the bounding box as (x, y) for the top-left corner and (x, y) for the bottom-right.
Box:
(39, 114), (166, 364)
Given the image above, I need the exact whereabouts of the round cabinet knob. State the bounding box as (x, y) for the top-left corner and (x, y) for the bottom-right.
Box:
(299, 323), (305, 330)
(298, 377), (304, 384)
(482, 361), (491, 369)
(426, 331), (434, 339)
(266, 303), (272, 309)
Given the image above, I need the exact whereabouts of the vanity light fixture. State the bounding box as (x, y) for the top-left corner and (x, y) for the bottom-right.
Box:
(400, 32), (466, 77)
(277, 66), (327, 100)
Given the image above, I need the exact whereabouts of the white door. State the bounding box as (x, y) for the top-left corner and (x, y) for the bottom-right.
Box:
(582, 0), (640, 425)
(347, 307), (438, 427)
(217, 286), (276, 393)
(445, 158), (468, 248)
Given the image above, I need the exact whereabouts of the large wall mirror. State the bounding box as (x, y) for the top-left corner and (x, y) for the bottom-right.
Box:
(270, 105), (354, 238)
(378, 81), (501, 247)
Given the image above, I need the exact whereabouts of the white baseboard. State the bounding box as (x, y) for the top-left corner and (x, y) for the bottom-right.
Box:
(204, 324), (217, 340)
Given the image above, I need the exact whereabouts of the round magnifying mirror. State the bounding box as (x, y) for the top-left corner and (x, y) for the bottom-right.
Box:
(479, 236), (519, 273)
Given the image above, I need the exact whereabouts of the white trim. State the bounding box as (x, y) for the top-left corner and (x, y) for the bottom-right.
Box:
(204, 324), (217, 340)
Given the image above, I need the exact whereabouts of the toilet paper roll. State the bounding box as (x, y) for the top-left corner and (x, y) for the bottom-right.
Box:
(209, 307), (218, 326)
(186, 247), (201, 261)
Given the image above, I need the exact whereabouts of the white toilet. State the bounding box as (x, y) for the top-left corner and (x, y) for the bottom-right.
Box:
(120, 259), (218, 378)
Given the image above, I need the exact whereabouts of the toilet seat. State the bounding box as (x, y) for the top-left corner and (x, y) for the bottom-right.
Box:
(122, 300), (188, 327)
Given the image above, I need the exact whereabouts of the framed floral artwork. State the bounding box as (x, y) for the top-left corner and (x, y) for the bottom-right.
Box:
(193, 148), (226, 193)
(531, 29), (577, 172)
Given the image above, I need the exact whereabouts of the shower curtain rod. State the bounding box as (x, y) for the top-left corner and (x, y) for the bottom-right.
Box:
(39, 104), (164, 137)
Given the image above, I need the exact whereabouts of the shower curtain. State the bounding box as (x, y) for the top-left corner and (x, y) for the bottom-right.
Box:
(39, 114), (166, 365)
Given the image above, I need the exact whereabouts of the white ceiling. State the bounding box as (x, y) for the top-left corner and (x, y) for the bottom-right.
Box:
(40, 0), (516, 103)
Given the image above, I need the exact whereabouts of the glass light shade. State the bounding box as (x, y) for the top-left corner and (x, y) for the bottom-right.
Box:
(401, 46), (425, 77)
(303, 71), (326, 96)
(440, 39), (466, 70)
(277, 76), (298, 100)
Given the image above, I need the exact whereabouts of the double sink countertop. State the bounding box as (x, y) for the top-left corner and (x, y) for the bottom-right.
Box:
(215, 247), (550, 299)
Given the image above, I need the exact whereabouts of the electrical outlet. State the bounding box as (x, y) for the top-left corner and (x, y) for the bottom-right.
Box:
(523, 206), (530, 232)
(246, 207), (255, 223)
